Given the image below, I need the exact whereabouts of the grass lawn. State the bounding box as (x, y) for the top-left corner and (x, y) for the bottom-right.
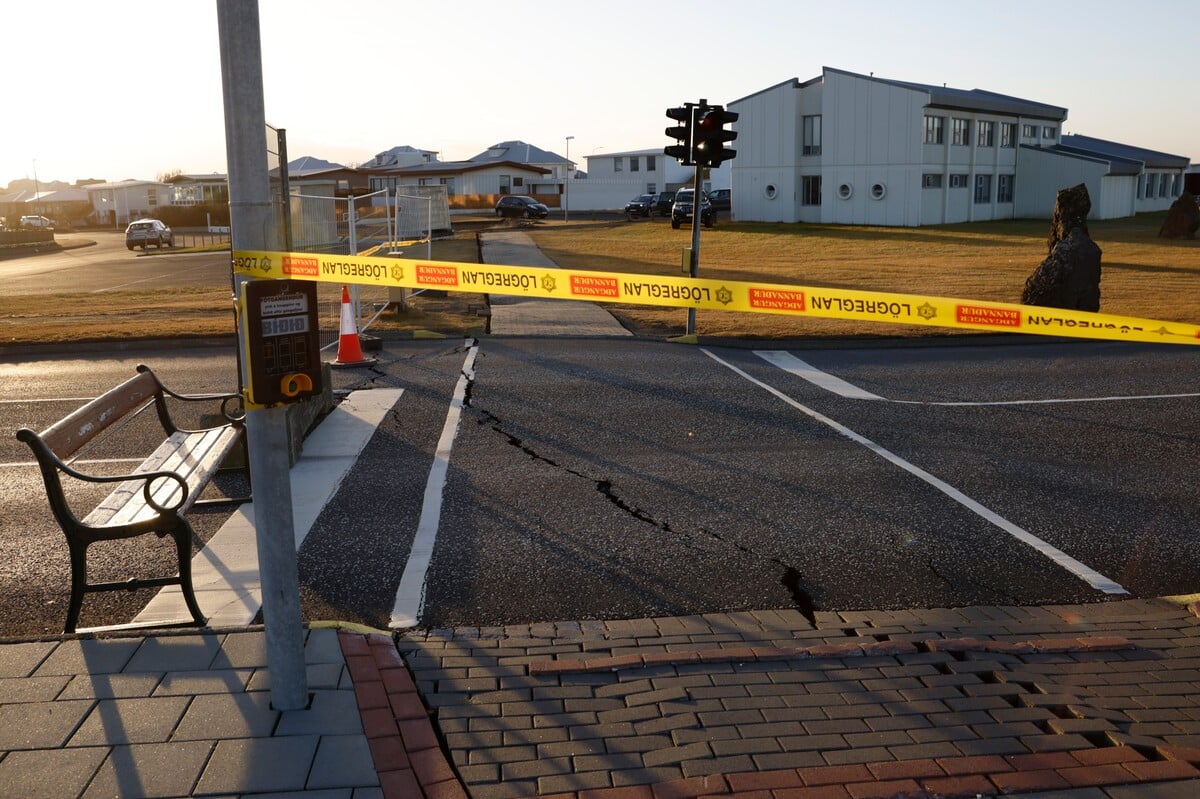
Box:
(525, 213), (1200, 339)
(1, 215), (1195, 345)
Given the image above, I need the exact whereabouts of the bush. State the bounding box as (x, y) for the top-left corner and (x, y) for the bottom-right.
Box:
(156, 204), (230, 228)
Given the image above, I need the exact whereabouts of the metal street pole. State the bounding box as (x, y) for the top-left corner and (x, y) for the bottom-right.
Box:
(564, 135), (574, 222)
(686, 102), (706, 337)
(216, 0), (308, 711)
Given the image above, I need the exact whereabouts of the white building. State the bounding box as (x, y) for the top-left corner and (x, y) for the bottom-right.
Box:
(84, 179), (173, 226)
(568, 149), (731, 211)
(730, 67), (1188, 226)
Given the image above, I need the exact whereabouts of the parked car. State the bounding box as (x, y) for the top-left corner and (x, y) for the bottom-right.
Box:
(624, 194), (655, 219)
(495, 195), (550, 219)
(125, 218), (174, 250)
(650, 191), (676, 216)
(708, 188), (731, 212)
(19, 215), (54, 229)
(670, 189), (715, 229)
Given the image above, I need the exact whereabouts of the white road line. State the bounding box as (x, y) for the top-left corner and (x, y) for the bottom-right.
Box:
(390, 341), (480, 629)
(755, 351), (885, 399)
(755, 350), (1199, 405)
(133, 388), (402, 627)
(707, 348), (1128, 596)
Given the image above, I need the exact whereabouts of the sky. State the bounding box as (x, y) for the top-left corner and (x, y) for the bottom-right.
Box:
(5, 0), (1198, 188)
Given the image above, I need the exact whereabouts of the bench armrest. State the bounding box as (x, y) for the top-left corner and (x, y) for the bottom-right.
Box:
(135, 363), (246, 431)
(16, 429), (192, 515)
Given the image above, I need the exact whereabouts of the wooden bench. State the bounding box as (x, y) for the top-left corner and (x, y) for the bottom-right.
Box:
(16, 364), (248, 634)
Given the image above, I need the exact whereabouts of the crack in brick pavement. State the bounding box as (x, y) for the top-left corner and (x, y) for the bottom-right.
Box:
(373, 601), (1200, 798)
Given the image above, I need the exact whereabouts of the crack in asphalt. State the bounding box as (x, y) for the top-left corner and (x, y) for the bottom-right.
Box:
(465, 395), (818, 619)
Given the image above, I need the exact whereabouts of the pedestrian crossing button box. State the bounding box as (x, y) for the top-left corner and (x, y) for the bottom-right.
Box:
(241, 279), (322, 407)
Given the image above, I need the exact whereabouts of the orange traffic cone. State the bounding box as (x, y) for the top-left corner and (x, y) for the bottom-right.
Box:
(331, 285), (377, 368)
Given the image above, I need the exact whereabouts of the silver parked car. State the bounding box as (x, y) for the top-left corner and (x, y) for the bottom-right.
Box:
(125, 218), (174, 250)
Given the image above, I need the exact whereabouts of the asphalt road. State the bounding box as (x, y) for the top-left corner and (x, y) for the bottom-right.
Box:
(2, 337), (1197, 638)
(2, 232), (231, 295)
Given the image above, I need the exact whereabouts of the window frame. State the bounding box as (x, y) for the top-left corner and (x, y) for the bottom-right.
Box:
(997, 174), (1014, 203)
(924, 115), (944, 145)
(802, 115), (822, 156)
(952, 118), (970, 146)
(801, 175), (821, 206)
(977, 121), (995, 148)
(974, 174), (992, 204)
(922, 173), (943, 189)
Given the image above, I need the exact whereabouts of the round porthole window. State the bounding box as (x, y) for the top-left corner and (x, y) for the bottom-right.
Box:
(838, 183), (853, 200)
(764, 184), (778, 200)
(870, 183), (886, 200)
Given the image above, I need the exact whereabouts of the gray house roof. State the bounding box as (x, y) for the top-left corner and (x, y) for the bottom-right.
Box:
(361, 159), (550, 177)
(1059, 135), (1189, 170)
(467, 141), (568, 165)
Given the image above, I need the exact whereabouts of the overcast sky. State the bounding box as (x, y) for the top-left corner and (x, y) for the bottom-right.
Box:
(6, 0), (1197, 187)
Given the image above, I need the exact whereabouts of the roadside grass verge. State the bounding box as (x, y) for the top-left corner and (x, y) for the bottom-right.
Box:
(527, 213), (1200, 339)
(1, 216), (1195, 345)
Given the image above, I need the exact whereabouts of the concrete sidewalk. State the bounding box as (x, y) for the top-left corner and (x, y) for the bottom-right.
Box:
(480, 230), (632, 338)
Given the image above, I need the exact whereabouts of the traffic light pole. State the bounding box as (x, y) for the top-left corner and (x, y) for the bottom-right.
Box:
(686, 159), (702, 336)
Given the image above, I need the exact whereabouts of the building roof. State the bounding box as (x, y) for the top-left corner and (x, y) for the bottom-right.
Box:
(283, 156), (350, 177)
(731, 68), (1067, 122)
(825, 67), (1068, 121)
(166, 173), (227, 183)
(1059, 135), (1189, 170)
(368, 145), (439, 167)
(585, 148), (663, 159)
(82, 180), (171, 191)
(467, 141), (567, 165)
(362, 160), (551, 177)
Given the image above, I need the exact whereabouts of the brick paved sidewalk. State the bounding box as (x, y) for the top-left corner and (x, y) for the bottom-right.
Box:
(395, 598), (1200, 799)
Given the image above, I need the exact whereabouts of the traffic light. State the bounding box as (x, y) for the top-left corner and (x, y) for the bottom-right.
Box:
(694, 105), (738, 167)
(665, 105), (696, 166)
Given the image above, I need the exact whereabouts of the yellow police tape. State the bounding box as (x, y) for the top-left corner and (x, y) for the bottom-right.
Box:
(233, 249), (1200, 346)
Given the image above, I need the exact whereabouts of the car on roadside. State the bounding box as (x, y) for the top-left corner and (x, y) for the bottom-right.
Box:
(670, 189), (715, 229)
(708, 188), (731, 212)
(495, 195), (550, 220)
(650, 191), (676, 216)
(623, 194), (655, 219)
(20, 215), (54, 229)
(125, 218), (174, 250)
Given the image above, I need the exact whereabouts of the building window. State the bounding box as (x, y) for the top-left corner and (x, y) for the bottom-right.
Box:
(924, 115), (944, 144)
(974, 174), (992, 204)
(977, 121), (995, 147)
(922, 173), (943, 189)
(998, 174), (1014, 203)
(614, 158), (622, 172)
(1137, 175), (1145, 199)
(949, 173), (969, 189)
(630, 156), (639, 172)
(837, 183), (853, 200)
(1022, 124), (1037, 138)
(646, 156), (656, 172)
(1172, 174), (1181, 196)
(870, 183), (886, 200)
(147, 188), (157, 207)
(513, 177), (524, 187)
(646, 183), (656, 194)
(499, 175), (510, 194)
(952, 118), (970, 146)
(1042, 126), (1056, 139)
(801, 175), (821, 206)
(1160, 174), (1170, 197)
(1000, 123), (1016, 148)
(802, 115), (822, 155)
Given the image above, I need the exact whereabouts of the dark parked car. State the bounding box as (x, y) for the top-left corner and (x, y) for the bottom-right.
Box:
(708, 188), (731, 212)
(125, 218), (174, 249)
(624, 194), (655, 219)
(650, 191), (676, 216)
(495, 195), (550, 219)
(670, 189), (715, 229)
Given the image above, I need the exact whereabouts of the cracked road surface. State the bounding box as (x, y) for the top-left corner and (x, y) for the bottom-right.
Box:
(3, 337), (1197, 636)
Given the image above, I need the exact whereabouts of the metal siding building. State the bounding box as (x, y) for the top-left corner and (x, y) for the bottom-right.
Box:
(727, 67), (1185, 227)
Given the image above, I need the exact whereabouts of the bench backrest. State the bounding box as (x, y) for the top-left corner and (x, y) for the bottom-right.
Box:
(37, 371), (160, 460)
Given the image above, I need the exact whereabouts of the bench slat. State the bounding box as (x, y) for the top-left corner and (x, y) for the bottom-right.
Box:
(41, 372), (160, 459)
(83, 426), (243, 528)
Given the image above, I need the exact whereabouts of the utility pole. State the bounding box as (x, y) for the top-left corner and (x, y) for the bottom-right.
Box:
(216, 0), (308, 711)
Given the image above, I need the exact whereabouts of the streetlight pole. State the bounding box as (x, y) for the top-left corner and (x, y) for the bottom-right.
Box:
(564, 135), (574, 222)
(32, 160), (41, 220)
